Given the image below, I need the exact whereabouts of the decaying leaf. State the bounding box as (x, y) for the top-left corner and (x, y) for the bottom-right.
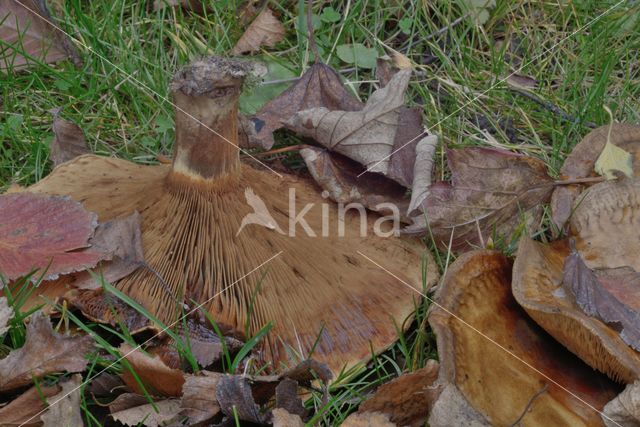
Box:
(406, 147), (553, 250)
(41, 374), (84, 427)
(272, 408), (304, 427)
(0, 312), (93, 392)
(0, 0), (81, 70)
(428, 384), (489, 427)
(563, 245), (640, 351)
(513, 237), (640, 383)
(595, 139), (634, 180)
(109, 394), (180, 427)
(0, 193), (103, 281)
(550, 123), (640, 231)
(602, 380), (640, 427)
(216, 374), (267, 424)
(0, 296), (13, 335)
(430, 250), (620, 425)
(0, 383), (61, 427)
(251, 62), (363, 149)
(299, 147), (409, 217)
(178, 371), (223, 425)
(357, 359), (439, 426)
(50, 110), (90, 166)
(119, 343), (185, 397)
(341, 411), (396, 427)
(231, 7), (285, 55)
(285, 69), (411, 174)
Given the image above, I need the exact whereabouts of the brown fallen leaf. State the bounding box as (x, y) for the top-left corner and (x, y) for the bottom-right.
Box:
(341, 411), (396, 427)
(275, 378), (305, 418)
(41, 374), (84, 427)
(0, 193), (103, 281)
(512, 237), (640, 383)
(357, 360), (439, 426)
(119, 343), (185, 397)
(550, 123), (640, 231)
(0, 312), (93, 392)
(216, 374), (267, 424)
(299, 147), (410, 218)
(0, 383), (60, 427)
(405, 147), (553, 250)
(602, 380), (640, 427)
(0, 0), (81, 70)
(563, 243), (640, 351)
(272, 407), (304, 427)
(109, 393), (181, 427)
(231, 7), (285, 55)
(430, 250), (620, 426)
(428, 384), (489, 427)
(178, 371), (223, 425)
(0, 296), (13, 335)
(50, 110), (90, 167)
(251, 62), (363, 150)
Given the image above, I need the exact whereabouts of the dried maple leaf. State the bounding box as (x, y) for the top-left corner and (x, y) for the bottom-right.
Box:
(109, 393), (180, 427)
(0, 193), (103, 281)
(251, 62), (363, 149)
(41, 374), (83, 427)
(231, 7), (284, 55)
(0, 0), (81, 70)
(50, 110), (90, 167)
(563, 244), (640, 351)
(405, 147), (553, 250)
(119, 343), (185, 397)
(0, 312), (93, 392)
(0, 383), (60, 427)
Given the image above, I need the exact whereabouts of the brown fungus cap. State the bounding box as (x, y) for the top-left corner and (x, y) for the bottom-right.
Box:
(517, 175), (640, 383)
(429, 250), (619, 426)
(26, 57), (438, 374)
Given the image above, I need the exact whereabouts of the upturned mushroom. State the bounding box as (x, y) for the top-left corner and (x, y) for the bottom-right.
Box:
(26, 57), (438, 373)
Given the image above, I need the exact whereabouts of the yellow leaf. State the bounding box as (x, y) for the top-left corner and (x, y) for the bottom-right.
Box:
(594, 140), (633, 180)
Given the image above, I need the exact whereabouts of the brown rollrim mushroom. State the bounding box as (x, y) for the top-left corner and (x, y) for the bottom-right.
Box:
(429, 250), (620, 426)
(26, 57), (437, 373)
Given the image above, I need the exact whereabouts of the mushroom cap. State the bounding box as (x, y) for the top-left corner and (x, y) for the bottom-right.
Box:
(27, 154), (437, 374)
(429, 250), (620, 426)
(512, 236), (640, 383)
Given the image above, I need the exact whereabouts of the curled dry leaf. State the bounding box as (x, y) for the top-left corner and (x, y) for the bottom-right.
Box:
(216, 374), (267, 424)
(0, 0), (81, 70)
(231, 7), (285, 55)
(119, 343), (185, 397)
(0, 193), (103, 281)
(0, 296), (13, 335)
(275, 378), (305, 418)
(0, 312), (93, 392)
(406, 147), (553, 250)
(512, 237), (640, 383)
(602, 380), (640, 427)
(357, 359), (439, 426)
(0, 383), (61, 427)
(109, 393), (180, 427)
(179, 371), (223, 425)
(50, 110), (90, 166)
(430, 250), (620, 426)
(550, 123), (640, 231)
(251, 62), (363, 150)
(564, 246), (640, 351)
(41, 374), (83, 427)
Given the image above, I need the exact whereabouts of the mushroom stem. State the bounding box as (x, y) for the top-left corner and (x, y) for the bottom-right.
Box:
(169, 57), (252, 181)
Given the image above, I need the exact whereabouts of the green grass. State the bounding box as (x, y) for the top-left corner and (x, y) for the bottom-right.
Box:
(2, 0), (640, 425)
